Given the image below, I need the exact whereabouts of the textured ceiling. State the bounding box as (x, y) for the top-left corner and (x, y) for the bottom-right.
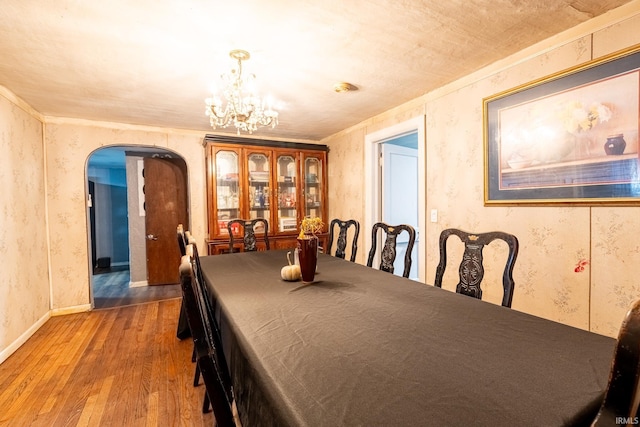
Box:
(0, 1), (634, 141)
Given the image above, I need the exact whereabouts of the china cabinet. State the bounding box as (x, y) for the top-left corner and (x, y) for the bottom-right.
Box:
(204, 135), (328, 254)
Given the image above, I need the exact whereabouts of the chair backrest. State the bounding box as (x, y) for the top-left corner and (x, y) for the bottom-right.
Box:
(366, 222), (416, 278)
(177, 224), (187, 256)
(592, 299), (640, 426)
(327, 219), (360, 262)
(227, 218), (270, 253)
(434, 228), (519, 308)
(179, 256), (235, 426)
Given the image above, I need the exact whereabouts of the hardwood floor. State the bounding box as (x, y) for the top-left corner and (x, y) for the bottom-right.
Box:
(0, 299), (214, 426)
(92, 267), (182, 310)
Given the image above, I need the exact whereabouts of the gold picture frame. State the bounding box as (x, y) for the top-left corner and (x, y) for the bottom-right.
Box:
(484, 45), (640, 205)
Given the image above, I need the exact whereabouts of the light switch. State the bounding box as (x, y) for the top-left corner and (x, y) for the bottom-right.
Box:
(430, 209), (438, 223)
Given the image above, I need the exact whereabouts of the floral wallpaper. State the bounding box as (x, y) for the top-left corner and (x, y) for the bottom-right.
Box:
(325, 12), (640, 338)
(3, 7), (640, 364)
(591, 207), (640, 336)
(326, 129), (366, 263)
(0, 92), (49, 361)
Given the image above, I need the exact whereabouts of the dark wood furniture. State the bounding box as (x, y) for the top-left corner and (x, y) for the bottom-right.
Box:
(176, 224), (191, 340)
(327, 218), (359, 262)
(366, 222), (416, 278)
(179, 256), (235, 426)
(189, 241), (233, 413)
(592, 299), (640, 425)
(176, 224), (187, 256)
(199, 250), (615, 426)
(227, 218), (270, 252)
(434, 228), (519, 308)
(204, 135), (328, 255)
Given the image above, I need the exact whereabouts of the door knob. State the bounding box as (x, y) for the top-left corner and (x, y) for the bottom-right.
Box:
(146, 234), (159, 241)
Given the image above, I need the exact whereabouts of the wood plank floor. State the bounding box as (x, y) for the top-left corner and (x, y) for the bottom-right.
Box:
(0, 298), (215, 427)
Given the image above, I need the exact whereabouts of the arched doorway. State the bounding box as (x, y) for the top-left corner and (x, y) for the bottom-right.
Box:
(87, 146), (189, 309)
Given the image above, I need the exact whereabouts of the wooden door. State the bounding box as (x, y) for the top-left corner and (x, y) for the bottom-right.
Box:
(144, 157), (189, 285)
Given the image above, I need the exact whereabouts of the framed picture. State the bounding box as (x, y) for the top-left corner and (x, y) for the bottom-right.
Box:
(484, 45), (640, 205)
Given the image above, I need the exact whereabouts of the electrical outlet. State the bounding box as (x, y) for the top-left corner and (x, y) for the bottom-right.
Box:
(430, 209), (438, 223)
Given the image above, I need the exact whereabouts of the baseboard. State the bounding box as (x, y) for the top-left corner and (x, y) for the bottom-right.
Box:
(0, 311), (51, 365)
(129, 280), (148, 288)
(51, 304), (92, 316)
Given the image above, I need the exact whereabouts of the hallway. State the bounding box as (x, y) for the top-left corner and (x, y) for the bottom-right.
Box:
(92, 266), (182, 309)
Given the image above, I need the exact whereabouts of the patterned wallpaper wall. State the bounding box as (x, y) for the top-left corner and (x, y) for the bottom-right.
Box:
(0, 94), (49, 360)
(2, 7), (640, 363)
(325, 13), (640, 338)
(44, 124), (208, 310)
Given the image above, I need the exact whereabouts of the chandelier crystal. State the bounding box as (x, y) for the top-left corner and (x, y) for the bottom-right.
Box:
(205, 50), (279, 134)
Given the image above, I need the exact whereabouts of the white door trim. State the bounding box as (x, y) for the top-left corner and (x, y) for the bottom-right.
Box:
(364, 116), (426, 282)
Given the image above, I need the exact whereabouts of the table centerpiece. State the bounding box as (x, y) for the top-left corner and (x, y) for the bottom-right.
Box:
(297, 216), (323, 283)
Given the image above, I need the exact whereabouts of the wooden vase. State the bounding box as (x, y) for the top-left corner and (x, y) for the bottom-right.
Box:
(297, 234), (318, 283)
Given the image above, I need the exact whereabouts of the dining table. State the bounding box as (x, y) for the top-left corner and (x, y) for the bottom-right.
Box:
(198, 249), (616, 427)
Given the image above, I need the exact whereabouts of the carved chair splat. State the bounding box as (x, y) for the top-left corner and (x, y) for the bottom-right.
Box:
(328, 219), (360, 262)
(227, 218), (270, 253)
(434, 228), (519, 308)
(366, 222), (416, 278)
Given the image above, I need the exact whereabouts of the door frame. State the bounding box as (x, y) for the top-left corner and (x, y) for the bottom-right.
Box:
(364, 116), (426, 282)
(85, 145), (189, 308)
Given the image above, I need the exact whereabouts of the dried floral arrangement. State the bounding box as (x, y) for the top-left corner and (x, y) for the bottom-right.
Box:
(298, 217), (324, 239)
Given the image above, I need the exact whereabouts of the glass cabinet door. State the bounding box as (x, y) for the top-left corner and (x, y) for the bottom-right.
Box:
(304, 156), (323, 219)
(215, 150), (240, 236)
(276, 154), (298, 233)
(246, 152), (271, 234)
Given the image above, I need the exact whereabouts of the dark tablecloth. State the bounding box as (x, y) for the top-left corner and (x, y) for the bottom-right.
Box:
(199, 250), (615, 427)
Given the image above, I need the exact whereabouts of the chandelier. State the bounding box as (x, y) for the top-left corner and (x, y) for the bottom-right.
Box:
(205, 50), (279, 134)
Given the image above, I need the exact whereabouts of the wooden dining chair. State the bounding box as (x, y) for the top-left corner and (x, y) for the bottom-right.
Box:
(176, 228), (201, 376)
(592, 299), (640, 426)
(176, 224), (187, 256)
(434, 228), (519, 308)
(176, 224), (191, 340)
(184, 235), (202, 384)
(178, 230), (229, 401)
(179, 254), (236, 426)
(366, 222), (416, 278)
(327, 219), (360, 262)
(227, 218), (270, 252)
(187, 241), (232, 402)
